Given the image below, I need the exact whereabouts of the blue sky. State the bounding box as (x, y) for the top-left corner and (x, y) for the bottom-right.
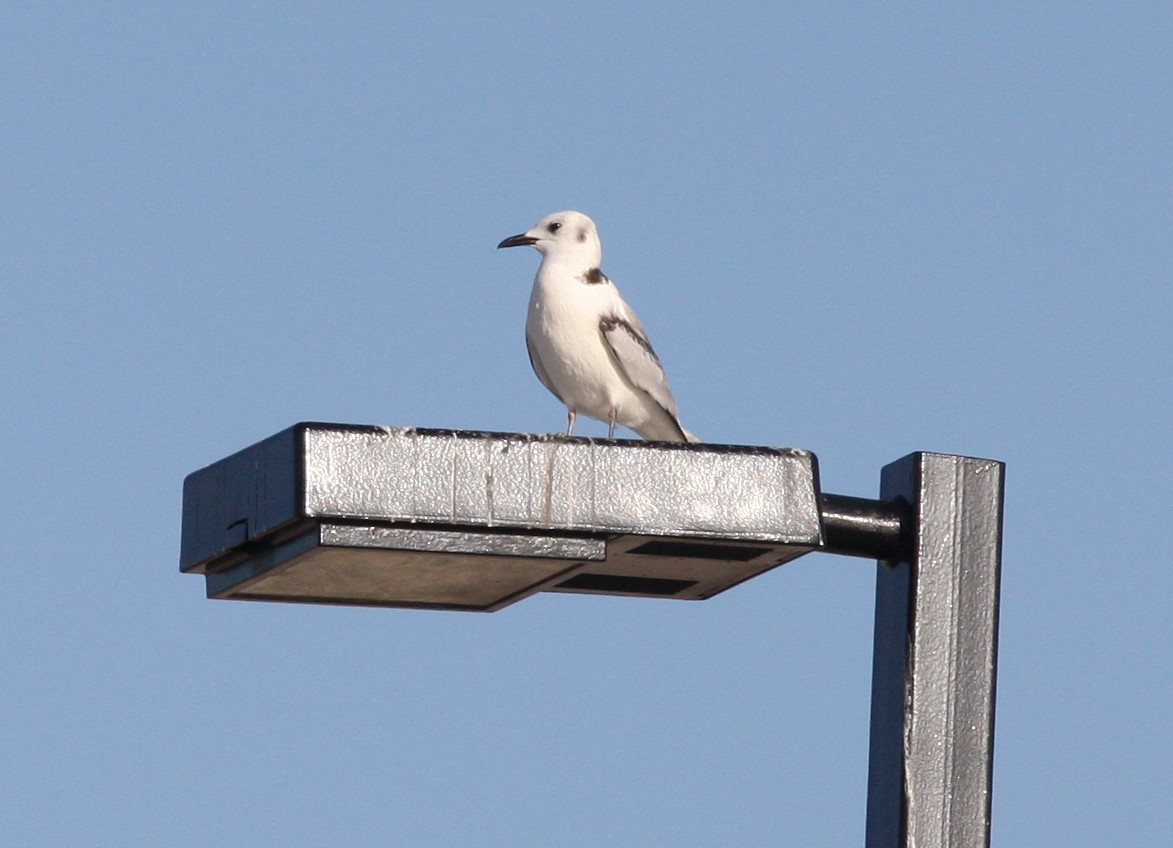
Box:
(2, 3), (1169, 845)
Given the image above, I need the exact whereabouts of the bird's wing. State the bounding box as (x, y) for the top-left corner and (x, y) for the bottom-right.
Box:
(599, 309), (681, 422)
(525, 328), (564, 403)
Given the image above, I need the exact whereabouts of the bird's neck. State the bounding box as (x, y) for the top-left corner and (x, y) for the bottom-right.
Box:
(536, 249), (602, 285)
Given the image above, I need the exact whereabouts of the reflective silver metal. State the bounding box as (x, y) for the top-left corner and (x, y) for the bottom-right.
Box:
(179, 426), (1006, 844)
(181, 423), (824, 610)
(866, 452), (1005, 848)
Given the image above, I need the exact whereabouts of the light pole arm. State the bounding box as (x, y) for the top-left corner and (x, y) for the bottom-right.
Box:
(818, 493), (908, 562)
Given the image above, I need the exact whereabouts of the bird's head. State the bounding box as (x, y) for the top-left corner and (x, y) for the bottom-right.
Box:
(497, 210), (602, 267)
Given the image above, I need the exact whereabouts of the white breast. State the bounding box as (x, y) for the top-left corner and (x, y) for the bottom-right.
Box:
(526, 272), (632, 419)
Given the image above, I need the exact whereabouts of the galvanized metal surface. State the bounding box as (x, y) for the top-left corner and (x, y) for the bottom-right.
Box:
(180, 425), (1007, 837)
(865, 452), (1004, 848)
(181, 423), (825, 607)
(299, 425), (821, 543)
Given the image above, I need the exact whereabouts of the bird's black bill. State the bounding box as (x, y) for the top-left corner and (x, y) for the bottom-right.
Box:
(497, 233), (538, 249)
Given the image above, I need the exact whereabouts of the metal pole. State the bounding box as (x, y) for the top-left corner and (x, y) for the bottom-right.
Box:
(865, 452), (1005, 848)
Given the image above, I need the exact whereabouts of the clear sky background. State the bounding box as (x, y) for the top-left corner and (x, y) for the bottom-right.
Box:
(2, 3), (1169, 846)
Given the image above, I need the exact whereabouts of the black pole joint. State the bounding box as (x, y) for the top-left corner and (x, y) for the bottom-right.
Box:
(818, 493), (909, 562)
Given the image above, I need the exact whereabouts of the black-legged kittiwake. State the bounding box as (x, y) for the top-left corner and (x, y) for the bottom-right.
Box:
(497, 210), (699, 443)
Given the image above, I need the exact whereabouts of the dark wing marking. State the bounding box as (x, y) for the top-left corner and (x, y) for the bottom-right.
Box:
(599, 314), (688, 440)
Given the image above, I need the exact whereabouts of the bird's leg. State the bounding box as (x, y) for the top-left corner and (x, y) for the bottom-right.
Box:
(565, 409), (576, 437)
(607, 407), (617, 439)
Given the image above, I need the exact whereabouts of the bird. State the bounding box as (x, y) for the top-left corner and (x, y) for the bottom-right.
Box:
(497, 210), (699, 442)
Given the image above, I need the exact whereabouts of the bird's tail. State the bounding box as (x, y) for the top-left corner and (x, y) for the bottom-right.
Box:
(668, 415), (701, 444)
(633, 408), (701, 443)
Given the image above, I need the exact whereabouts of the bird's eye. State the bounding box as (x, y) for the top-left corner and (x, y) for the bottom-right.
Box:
(547, 222), (562, 234)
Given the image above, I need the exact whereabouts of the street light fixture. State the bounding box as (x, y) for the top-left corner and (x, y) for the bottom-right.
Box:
(181, 422), (1003, 848)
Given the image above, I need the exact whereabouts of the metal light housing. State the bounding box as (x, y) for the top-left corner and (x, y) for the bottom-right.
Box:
(181, 423), (824, 611)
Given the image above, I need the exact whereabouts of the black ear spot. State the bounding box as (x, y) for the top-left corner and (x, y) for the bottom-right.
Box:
(577, 227), (587, 243)
(546, 221), (562, 234)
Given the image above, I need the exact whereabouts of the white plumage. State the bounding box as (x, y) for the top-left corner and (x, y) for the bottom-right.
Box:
(498, 210), (698, 442)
